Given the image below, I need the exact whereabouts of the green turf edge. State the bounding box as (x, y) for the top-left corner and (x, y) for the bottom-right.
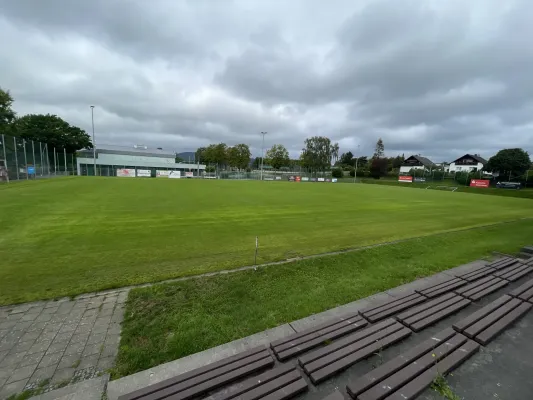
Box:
(111, 219), (533, 379)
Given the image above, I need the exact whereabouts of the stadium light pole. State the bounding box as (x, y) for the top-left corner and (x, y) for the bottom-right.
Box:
(260, 131), (267, 181)
(90, 105), (96, 176)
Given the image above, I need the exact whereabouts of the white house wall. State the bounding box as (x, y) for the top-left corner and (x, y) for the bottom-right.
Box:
(448, 162), (484, 173)
(399, 165), (425, 173)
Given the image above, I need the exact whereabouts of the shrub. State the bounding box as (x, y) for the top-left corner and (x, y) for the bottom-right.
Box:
(331, 168), (343, 178)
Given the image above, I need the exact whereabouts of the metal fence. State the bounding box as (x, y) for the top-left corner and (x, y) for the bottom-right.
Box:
(0, 134), (77, 183)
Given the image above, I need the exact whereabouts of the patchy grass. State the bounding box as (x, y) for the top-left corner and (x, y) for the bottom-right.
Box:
(111, 219), (533, 378)
(1, 177), (532, 305)
(431, 374), (461, 400)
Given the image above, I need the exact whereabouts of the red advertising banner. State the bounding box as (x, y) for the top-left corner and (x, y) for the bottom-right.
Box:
(470, 179), (490, 188)
(398, 176), (413, 183)
(295, 176), (301, 182)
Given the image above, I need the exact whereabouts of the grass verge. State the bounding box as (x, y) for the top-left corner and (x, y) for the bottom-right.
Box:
(111, 219), (533, 378)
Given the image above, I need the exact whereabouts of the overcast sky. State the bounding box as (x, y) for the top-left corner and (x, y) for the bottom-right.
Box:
(1, 0), (532, 162)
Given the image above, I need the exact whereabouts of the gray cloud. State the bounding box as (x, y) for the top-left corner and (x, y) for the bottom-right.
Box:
(0, 0), (532, 161)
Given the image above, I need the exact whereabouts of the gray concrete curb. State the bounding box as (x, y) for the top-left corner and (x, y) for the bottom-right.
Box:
(29, 374), (109, 400)
(106, 259), (489, 400)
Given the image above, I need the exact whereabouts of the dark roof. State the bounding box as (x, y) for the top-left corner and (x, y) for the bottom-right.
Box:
(79, 144), (175, 159)
(404, 155), (436, 167)
(452, 154), (487, 164)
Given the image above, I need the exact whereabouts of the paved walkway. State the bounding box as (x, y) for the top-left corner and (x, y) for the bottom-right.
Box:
(0, 290), (128, 399)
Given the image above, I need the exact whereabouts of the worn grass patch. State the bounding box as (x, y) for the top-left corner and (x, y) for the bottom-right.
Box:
(1, 177), (532, 305)
(111, 219), (533, 378)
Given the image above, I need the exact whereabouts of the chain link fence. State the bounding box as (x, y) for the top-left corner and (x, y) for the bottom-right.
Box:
(0, 134), (77, 183)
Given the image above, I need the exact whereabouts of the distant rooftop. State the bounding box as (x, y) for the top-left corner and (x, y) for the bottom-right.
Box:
(80, 144), (175, 158)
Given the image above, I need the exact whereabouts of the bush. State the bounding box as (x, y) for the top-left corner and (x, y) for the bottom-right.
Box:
(432, 171), (444, 181)
(205, 166), (215, 173)
(332, 168), (343, 178)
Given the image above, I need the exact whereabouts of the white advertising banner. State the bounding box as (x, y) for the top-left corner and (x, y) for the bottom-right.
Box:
(117, 168), (136, 177)
(136, 169), (151, 177)
(156, 170), (170, 177)
(185, 172), (193, 178)
(169, 171), (181, 179)
(318, 177), (325, 182)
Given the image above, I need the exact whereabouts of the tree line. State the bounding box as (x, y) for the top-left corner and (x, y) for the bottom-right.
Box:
(0, 87), (92, 153)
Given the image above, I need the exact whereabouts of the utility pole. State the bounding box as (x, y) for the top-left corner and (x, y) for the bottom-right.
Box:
(90, 105), (96, 176)
(260, 131), (267, 181)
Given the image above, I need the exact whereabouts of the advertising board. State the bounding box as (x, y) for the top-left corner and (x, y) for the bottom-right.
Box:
(169, 171), (181, 179)
(156, 170), (170, 177)
(398, 176), (413, 183)
(136, 169), (151, 177)
(117, 168), (136, 177)
(185, 172), (194, 178)
(470, 179), (490, 188)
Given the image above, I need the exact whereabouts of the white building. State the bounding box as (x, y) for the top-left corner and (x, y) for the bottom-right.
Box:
(399, 155), (436, 174)
(77, 144), (205, 176)
(448, 154), (487, 173)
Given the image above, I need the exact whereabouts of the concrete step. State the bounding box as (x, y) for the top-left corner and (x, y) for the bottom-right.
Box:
(518, 252), (533, 260)
(521, 246), (533, 255)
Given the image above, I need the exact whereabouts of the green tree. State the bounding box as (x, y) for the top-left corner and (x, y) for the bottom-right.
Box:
(265, 144), (290, 170)
(331, 168), (343, 178)
(11, 114), (92, 152)
(195, 147), (207, 163)
(486, 148), (531, 179)
(175, 156), (184, 163)
(227, 144), (251, 170)
(331, 142), (340, 164)
(300, 136), (333, 170)
(373, 138), (385, 158)
(339, 151), (353, 165)
(0, 87), (16, 134)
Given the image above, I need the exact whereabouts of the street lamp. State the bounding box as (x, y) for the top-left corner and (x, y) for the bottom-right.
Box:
(260, 131), (267, 181)
(354, 144), (360, 183)
(90, 106), (96, 176)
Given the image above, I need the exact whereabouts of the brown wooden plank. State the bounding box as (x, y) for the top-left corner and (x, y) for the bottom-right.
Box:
(409, 298), (471, 332)
(237, 369), (303, 400)
(475, 302), (533, 345)
(498, 265), (533, 282)
(321, 391), (345, 400)
(258, 379), (308, 400)
(276, 319), (368, 361)
(359, 294), (421, 316)
(364, 297), (427, 323)
(399, 294), (461, 326)
(159, 357), (274, 400)
(416, 278), (468, 298)
(508, 278), (533, 298)
(270, 313), (361, 347)
(119, 346), (270, 400)
(463, 297), (522, 338)
(396, 293), (456, 322)
(518, 287), (533, 302)
(452, 295), (511, 332)
(488, 257), (520, 270)
(346, 328), (456, 398)
(215, 365), (295, 400)
(454, 276), (495, 296)
(357, 333), (466, 400)
(303, 323), (405, 374)
(467, 279), (508, 301)
(309, 327), (412, 384)
(384, 340), (479, 400)
(454, 266), (495, 282)
(298, 319), (396, 366)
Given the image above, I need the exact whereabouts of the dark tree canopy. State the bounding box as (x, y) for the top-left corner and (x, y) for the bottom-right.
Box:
(486, 148), (531, 178)
(265, 144), (290, 170)
(373, 138), (385, 158)
(339, 151), (353, 165)
(11, 114), (92, 153)
(370, 157), (388, 178)
(0, 88), (16, 134)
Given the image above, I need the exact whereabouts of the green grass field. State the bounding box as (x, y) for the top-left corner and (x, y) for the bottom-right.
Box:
(0, 177), (532, 305)
(113, 220), (533, 378)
